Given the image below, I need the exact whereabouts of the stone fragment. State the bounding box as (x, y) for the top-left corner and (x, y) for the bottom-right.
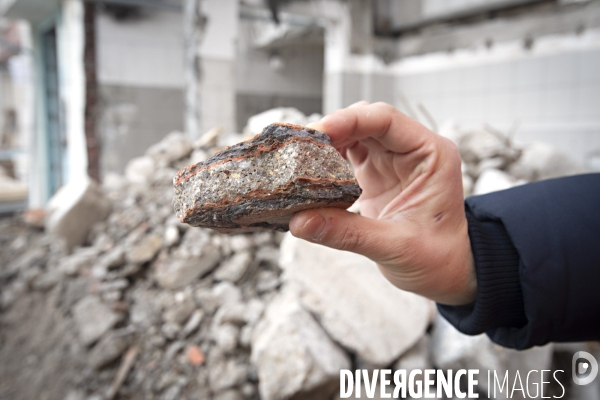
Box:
(126, 234), (163, 264)
(164, 225), (180, 247)
(228, 235), (253, 252)
(508, 142), (585, 182)
(255, 270), (280, 293)
(213, 390), (243, 400)
(214, 302), (246, 326)
(100, 246), (126, 269)
(155, 245), (220, 289)
(3, 247), (46, 280)
(88, 330), (130, 370)
(58, 247), (99, 276)
(73, 296), (122, 345)
(209, 359), (248, 392)
(125, 155), (155, 184)
(146, 131), (192, 167)
(473, 168), (515, 195)
(161, 322), (180, 339)
(212, 323), (239, 352)
(189, 149), (209, 165)
(214, 250), (252, 282)
(280, 234), (431, 367)
(173, 123), (361, 233)
(458, 129), (518, 165)
(186, 345), (205, 366)
(253, 231), (273, 246)
(99, 279), (129, 292)
(212, 281), (243, 306)
(251, 290), (350, 400)
(181, 309), (204, 337)
(431, 314), (554, 395)
(393, 335), (431, 372)
(45, 177), (111, 252)
(162, 297), (195, 325)
(130, 289), (161, 327)
(255, 245), (280, 266)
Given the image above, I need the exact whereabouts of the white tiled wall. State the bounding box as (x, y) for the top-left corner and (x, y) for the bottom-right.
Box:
(97, 10), (185, 88)
(396, 49), (600, 164)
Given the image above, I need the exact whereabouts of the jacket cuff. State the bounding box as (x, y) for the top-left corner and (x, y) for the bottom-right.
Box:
(437, 209), (527, 335)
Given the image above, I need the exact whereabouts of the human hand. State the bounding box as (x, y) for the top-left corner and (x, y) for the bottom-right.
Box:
(289, 102), (476, 305)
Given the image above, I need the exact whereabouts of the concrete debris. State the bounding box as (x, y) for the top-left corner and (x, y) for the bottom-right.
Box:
(509, 142), (586, 182)
(431, 314), (554, 396)
(45, 177), (111, 252)
(0, 108), (585, 399)
(155, 246), (221, 289)
(214, 250), (252, 282)
(73, 296), (123, 345)
(146, 131), (193, 167)
(251, 290), (351, 400)
(88, 330), (131, 370)
(441, 123), (585, 197)
(125, 155), (155, 184)
(280, 234), (431, 367)
(472, 168), (515, 195)
(173, 123), (361, 233)
(126, 233), (163, 264)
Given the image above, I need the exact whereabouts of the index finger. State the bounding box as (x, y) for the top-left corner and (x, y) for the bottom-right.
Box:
(307, 102), (435, 154)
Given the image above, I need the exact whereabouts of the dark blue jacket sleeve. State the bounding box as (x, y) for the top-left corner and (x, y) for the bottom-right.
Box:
(438, 173), (600, 349)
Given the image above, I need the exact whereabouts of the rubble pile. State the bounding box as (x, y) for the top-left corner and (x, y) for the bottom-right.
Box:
(0, 110), (590, 400)
(439, 121), (586, 197)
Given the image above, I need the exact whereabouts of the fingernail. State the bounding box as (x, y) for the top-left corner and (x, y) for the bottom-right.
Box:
(299, 214), (326, 241)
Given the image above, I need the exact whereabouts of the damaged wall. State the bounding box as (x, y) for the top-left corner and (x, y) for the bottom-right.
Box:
(235, 12), (324, 131)
(96, 7), (185, 175)
(318, 0), (600, 166)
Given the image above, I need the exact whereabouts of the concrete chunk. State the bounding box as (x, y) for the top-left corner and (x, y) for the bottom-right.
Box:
(251, 290), (350, 400)
(173, 123), (361, 233)
(280, 234), (431, 367)
(45, 177), (111, 252)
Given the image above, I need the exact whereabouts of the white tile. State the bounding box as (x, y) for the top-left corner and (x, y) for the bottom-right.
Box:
(514, 89), (544, 120)
(421, 72), (441, 95)
(545, 54), (576, 85)
(577, 50), (600, 84)
(442, 93), (465, 120)
(515, 57), (545, 89)
(398, 74), (422, 98)
(440, 69), (464, 94)
(461, 93), (487, 122)
(541, 87), (575, 121)
(485, 62), (514, 91)
(461, 65), (487, 93)
(574, 84), (600, 119)
(487, 91), (514, 121)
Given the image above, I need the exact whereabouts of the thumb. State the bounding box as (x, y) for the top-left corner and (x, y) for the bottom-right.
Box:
(289, 208), (399, 262)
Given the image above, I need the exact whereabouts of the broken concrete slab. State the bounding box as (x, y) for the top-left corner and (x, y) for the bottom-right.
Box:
(280, 234), (431, 367)
(126, 233), (163, 264)
(146, 131), (193, 167)
(251, 290), (350, 400)
(45, 177), (111, 252)
(73, 296), (123, 346)
(173, 123), (361, 233)
(155, 245), (221, 289)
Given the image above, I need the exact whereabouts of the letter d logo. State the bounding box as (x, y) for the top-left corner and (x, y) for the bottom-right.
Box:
(572, 351), (598, 385)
